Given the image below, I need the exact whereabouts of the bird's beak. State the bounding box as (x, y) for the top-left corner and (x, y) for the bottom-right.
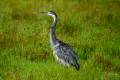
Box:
(40, 12), (47, 14)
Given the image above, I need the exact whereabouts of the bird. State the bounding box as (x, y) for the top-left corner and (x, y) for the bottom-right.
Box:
(40, 11), (80, 70)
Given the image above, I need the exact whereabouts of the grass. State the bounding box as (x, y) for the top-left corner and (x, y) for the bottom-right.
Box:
(0, 0), (120, 80)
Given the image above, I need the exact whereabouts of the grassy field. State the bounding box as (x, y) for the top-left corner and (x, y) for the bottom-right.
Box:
(0, 0), (120, 80)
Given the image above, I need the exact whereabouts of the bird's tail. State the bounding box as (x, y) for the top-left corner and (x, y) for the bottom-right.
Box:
(74, 63), (80, 71)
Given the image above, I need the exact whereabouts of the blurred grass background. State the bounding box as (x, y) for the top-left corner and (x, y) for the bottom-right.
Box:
(0, 0), (120, 80)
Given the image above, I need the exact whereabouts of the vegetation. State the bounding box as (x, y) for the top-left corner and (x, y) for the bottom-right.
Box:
(0, 0), (120, 80)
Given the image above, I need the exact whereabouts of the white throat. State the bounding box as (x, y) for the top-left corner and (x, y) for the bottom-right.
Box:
(48, 13), (56, 23)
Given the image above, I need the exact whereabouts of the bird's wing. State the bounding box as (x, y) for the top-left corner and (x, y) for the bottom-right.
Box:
(55, 42), (79, 65)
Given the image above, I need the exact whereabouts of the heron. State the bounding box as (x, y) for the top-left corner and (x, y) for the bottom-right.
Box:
(40, 11), (80, 70)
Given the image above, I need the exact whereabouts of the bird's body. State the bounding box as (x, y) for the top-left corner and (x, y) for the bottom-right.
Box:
(41, 11), (80, 70)
(52, 40), (80, 70)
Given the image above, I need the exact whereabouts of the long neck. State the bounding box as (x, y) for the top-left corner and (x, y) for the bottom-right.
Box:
(50, 15), (58, 46)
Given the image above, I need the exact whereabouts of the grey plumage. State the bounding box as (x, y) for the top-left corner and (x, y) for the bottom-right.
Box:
(41, 11), (80, 70)
(54, 41), (80, 70)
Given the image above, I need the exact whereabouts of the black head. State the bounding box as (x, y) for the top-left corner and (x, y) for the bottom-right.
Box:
(40, 11), (57, 18)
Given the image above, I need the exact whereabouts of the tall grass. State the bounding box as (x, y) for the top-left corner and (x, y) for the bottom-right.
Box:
(0, 0), (120, 80)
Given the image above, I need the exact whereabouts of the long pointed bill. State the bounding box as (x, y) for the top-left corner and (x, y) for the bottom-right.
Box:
(40, 12), (47, 14)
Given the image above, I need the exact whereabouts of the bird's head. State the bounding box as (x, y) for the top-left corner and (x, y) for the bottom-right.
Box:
(40, 11), (57, 21)
(40, 11), (56, 16)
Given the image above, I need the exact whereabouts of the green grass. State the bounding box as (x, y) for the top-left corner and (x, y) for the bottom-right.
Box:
(0, 0), (120, 80)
